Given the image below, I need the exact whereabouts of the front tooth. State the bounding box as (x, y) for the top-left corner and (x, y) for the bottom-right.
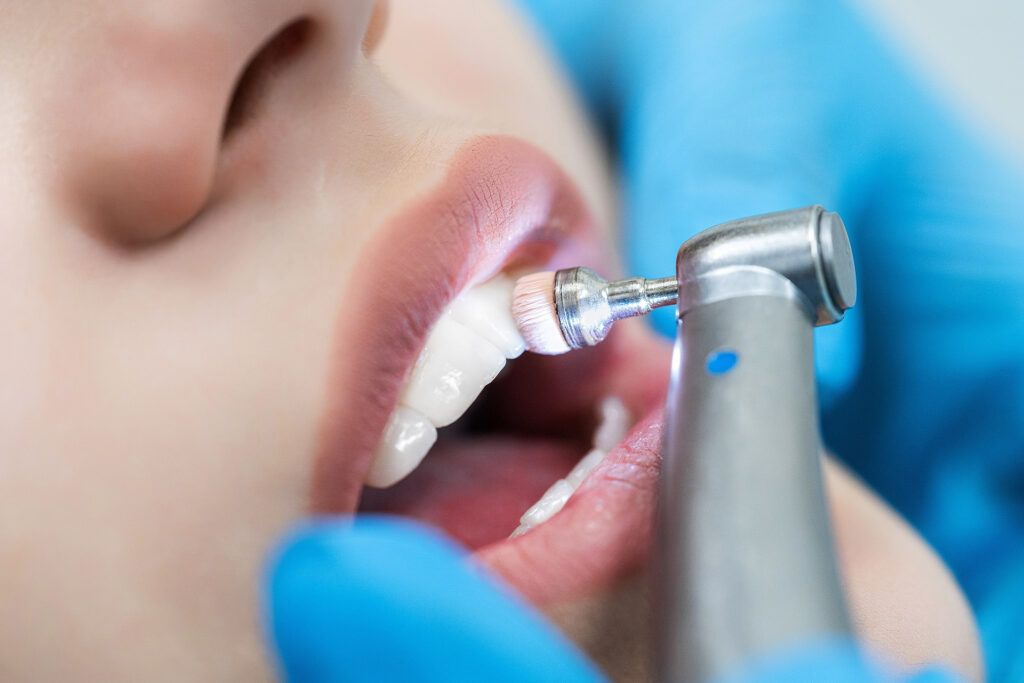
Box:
(593, 397), (630, 452)
(401, 315), (506, 427)
(516, 479), (574, 531)
(446, 275), (526, 359)
(511, 450), (601, 537)
(368, 276), (526, 488)
(564, 448), (606, 488)
(365, 406), (437, 488)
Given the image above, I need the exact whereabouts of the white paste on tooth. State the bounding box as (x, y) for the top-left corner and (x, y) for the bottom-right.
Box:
(401, 315), (506, 427)
(511, 396), (632, 537)
(365, 405), (437, 488)
(446, 275), (527, 359)
(593, 397), (630, 452)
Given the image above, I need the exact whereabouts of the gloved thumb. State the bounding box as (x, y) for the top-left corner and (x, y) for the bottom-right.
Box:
(265, 515), (603, 683)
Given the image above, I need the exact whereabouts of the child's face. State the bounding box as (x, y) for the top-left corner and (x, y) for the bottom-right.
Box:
(0, 0), (650, 678)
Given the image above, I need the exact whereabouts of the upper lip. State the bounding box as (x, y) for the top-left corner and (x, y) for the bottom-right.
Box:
(311, 135), (608, 513)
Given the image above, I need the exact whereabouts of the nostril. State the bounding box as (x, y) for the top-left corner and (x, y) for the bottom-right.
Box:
(223, 17), (315, 140)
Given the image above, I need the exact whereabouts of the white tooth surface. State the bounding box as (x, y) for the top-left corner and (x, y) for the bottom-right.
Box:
(511, 396), (632, 538)
(400, 315), (506, 428)
(565, 448), (605, 489)
(446, 275), (526, 359)
(365, 406), (437, 488)
(368, 275), (536, 488)
(593, 397), (630, 452)
(515, 479), (574, 533)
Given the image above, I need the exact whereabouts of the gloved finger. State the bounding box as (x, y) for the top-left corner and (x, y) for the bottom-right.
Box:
(617, 0), (1024, 410)
(266, 515), (603, 683)
(714, 638), (962, 683)
(616, 0), (899, 404)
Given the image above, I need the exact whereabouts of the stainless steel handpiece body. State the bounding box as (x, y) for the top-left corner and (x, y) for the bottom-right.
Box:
(654, 206), (858, 682)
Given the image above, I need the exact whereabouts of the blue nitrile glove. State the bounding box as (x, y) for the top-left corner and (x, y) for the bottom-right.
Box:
(266, 516), (602, 683)
(517, 2), (1024, 680)
(266, 517), (961, 682)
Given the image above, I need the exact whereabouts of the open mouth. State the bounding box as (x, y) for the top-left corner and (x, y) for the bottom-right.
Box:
(315, 135), (673, 606)
(361, 321), (672, 605)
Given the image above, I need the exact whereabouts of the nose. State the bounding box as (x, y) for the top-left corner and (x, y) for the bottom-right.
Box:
(38, 0), (383, 244)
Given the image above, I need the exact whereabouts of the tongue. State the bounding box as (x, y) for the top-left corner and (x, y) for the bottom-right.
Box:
(360, 407), (667, 604)
(358, 436), (583, 550)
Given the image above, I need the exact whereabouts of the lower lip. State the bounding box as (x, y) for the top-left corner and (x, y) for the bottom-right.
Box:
(311, 135), (606, 514)
(476, 405), (667, 604)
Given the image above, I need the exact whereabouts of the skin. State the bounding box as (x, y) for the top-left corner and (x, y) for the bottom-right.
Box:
(0, 0), (980, 680)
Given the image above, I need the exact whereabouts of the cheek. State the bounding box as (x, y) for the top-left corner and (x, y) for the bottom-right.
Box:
(827, 463), (982, 680)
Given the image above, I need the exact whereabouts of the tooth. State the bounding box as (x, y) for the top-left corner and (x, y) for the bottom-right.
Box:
(512, 450), (602, 538)
(514, 479), (574, 534)
(593, 397), (630, 451)
(401, 315), (506, 427)
(365, 405), (437, 488)
(511, 396), (633, 538)
(565, 448), (605, 489)
(446, 276), (526, 359)
(369, 276), (531, 489)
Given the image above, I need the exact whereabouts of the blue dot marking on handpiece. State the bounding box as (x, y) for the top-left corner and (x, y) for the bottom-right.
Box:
(706, 349), (739, 375)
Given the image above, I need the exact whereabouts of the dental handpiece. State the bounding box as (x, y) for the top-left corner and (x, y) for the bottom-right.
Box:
(513, 206), (858, 681)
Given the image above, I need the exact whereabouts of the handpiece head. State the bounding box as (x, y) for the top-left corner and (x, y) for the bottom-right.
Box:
(675, 205), (856, 326)
(511, 205), (857, 354)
